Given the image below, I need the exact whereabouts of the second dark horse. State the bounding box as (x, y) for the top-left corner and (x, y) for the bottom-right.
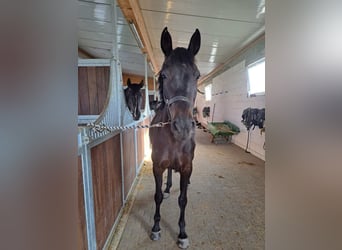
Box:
(124, 78), (144, 121)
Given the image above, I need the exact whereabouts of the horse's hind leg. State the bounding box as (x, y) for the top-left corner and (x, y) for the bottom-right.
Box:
(163, 168), (172, 199)
(177, 171), (191, 249)
(151, 167), (163, 241)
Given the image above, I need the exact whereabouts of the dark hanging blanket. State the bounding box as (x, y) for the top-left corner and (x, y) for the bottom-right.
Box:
(241, 108), (265, 131)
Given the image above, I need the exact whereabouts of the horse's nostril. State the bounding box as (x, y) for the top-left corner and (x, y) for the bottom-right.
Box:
(172, 121), (180, 132)
(172, 119), (194, 134)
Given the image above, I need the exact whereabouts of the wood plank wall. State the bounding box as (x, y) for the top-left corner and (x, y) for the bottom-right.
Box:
(78, 117), (151, 249)
(78, 65), (153, 248)
(122, 130), (136, 199)
(78, 156), (87, 250)
(78, 70), (155, 116)
(122, 73), (154, 90)
(78, 67), (109, 115)
(137, 120), (148, 166)
(90, 135), (122, 249)
(141, 91), (146, 110)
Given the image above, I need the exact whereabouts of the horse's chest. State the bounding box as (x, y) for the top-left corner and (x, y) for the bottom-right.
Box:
(150, 126), (195, 171)
(168, 149), (185, 166)
(155, 141), (194, 171)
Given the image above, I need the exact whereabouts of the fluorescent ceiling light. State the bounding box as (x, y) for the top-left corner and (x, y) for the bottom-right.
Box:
(129, 22), (144, 49)
(257, 0), (265, 18)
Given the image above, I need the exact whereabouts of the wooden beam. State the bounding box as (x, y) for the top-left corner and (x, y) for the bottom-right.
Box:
(117, 0), (159, 74)
(117, 0), (133, 21)
(198, 33), (265, 86)
(78, 47), (94, 59)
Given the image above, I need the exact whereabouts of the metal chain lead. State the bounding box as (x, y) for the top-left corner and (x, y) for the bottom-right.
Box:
(87, 121), (170, 133)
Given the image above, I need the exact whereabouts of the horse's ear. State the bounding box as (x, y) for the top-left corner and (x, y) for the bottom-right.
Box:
(161, 27), (172, 57)
(139, 80), (144, 88)
(127, 78), (132, 87)
(188, 29), (201, 56)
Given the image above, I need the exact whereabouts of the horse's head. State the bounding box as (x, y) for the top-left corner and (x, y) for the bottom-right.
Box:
(124, 78), (144, 120)
(159, 27), (201, 140)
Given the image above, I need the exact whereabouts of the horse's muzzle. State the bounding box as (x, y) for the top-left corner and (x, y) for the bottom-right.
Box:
(132, 108), (141, 121)
(133, 113), (140, 121)
(171, 117), (195, 140)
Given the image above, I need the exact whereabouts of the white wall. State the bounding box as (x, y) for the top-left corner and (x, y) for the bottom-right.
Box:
(196, 61), (265, 160)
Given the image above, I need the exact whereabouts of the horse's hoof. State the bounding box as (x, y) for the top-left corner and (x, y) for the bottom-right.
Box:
(163, 192), (170, 199)
(177, 238), (190, 249)
(150, 231), (161, 241)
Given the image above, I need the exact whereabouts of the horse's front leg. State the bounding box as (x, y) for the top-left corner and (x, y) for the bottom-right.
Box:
(151, 166), (163, 241)
(163, 168), (172, 199)
(177, 169), (191, 249)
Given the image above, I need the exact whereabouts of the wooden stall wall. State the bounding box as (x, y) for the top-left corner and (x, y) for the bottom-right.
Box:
(78, 64), (153, 249)
(122, 129), (136, 199)
(90, 135), (122, 249)
(122, 73), (154, 90)
(78, 118), (151, 249)
(137, 120), (148, 168)
(78, 156), (86, 250)
(78, 67), (109, 115)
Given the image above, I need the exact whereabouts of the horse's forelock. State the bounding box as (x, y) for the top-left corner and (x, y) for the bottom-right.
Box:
(169, 48), (194, 65)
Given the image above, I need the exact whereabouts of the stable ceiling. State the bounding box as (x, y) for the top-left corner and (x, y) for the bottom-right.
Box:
(78, 0), (264, 84)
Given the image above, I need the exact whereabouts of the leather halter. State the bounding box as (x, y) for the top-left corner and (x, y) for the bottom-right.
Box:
(164, 95), (192, 122)
(164, 95), (191, 106)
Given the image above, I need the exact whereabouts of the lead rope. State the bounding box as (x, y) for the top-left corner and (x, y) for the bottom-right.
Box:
(86, 121), (171, 133)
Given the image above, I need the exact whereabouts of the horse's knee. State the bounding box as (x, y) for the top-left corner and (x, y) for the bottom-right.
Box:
(178, 195), (187, 207)
(154, 191), (163, 204)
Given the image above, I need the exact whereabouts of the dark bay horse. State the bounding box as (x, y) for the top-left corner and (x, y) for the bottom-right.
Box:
(149, 27), (201, 249)
(124, 78), (144, 120)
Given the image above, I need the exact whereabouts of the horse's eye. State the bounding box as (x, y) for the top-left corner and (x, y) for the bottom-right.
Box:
(160, 72), (167, 80)
(194, 70), (200, 80)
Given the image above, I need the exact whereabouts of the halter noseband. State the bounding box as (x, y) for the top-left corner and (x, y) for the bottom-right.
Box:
(164, 95), (193, 123)
(164, 95), (191, 106)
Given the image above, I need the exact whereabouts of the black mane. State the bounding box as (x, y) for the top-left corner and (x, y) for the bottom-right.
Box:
(157, 73), (165, 110)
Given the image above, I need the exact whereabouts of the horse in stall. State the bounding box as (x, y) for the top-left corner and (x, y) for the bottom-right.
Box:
(124, 78), (144, 121)
(149, 27), (201, 249)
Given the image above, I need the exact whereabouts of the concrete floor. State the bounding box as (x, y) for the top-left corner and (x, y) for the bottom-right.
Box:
(109, 128), (264, 250)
